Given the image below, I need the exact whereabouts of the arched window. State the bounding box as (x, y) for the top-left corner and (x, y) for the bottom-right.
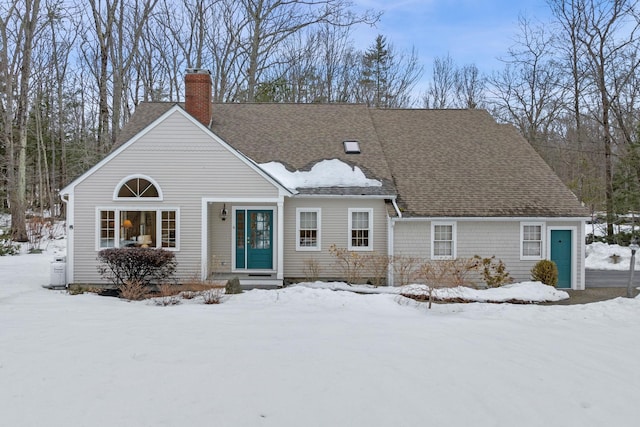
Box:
(114, 175), (162, 200)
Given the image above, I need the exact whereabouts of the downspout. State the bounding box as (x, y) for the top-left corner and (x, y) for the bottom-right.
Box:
(60, 192), (72, 286)
(388, 197), (402, 287)
(392, 198), (402, 219)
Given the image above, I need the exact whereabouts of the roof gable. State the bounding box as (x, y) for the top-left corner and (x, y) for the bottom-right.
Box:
(60, 104), (291, 196)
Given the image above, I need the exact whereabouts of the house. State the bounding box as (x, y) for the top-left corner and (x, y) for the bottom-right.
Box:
(60, 69), (590, 289)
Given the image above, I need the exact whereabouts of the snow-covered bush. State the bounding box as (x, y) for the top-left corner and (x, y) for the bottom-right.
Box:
(418, 258), (480, 308)
(0, 237), (19, 256)
(202, 287), (225, 304)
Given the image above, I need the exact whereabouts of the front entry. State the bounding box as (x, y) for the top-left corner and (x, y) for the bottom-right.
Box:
(235, 209), (273, 270)
(550, 229), (572, 289)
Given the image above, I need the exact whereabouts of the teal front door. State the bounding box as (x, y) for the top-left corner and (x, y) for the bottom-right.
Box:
(550, 230), (572, 288)
(235, 210), (273, 270)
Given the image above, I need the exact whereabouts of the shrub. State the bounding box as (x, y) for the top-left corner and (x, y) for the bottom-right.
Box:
(202, 287), (225, 304)
(417, 258), (481, 308)
(392, 255), (420, 286)
(179, 276), (227, 302)
(0, 237), (19, 256)
(329, 244), (366, 284)
(364, 253), (391, 287)
(154, 283), (181, 306)
(26, 216), (53, 253)
(225, 277), (243, 294)
(473, 255), (513, 288)
(68, 285), (103, 295)
(531, 259), (558, 287)
(97, 247), (177, 288)
(119, 280), (151, 301)
(302, 258), (321, 282)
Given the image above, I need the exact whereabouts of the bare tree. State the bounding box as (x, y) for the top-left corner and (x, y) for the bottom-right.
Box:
(454, 64), (486, 109)
(424, 54), (457, 108)
(0, 0), (43, 240)
(83, 0), (158, 153)
(239, 0), (378, 102)
(572, 0), (640, 236)
(489, 16), (566, 148)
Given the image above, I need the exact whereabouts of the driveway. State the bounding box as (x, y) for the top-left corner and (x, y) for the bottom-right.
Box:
(585, 269), (640, 288)
(543, 269), (640, 305)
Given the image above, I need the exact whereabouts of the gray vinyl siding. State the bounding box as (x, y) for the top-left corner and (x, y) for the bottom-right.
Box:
(282, 198), (389, 282)
(70, 111), (280, 285)
(393, 219), (585, 288)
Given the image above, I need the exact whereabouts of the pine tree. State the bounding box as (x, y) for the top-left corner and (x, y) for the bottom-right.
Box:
(360, 35), (390, 107)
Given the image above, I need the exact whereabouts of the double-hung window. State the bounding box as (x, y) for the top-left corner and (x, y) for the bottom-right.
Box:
(296, 208), (321, 251)
(431, 222), (456, 259)
(521, 223), (544, 260)
(348, 208), (373, 251)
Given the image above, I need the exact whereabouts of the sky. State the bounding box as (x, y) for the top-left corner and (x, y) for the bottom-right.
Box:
(352, 0), (554, 96)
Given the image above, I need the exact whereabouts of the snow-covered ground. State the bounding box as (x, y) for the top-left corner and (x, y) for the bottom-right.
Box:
(1, 232), (640, 426)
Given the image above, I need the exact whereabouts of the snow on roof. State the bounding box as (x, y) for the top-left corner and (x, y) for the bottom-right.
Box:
(259, 159), (382, 190)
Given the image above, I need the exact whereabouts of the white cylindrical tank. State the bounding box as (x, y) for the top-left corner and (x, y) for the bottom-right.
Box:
(50, 256), (66, 287)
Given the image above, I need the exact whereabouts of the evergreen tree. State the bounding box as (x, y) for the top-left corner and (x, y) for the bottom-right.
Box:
(360, 35), (390, 107)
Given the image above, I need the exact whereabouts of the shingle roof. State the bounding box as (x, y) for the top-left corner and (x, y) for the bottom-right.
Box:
(115, 102), (177, 145)
(209, 103), (396, 196)
(114, 102), (588, 218)
(370, 108), (589, 217)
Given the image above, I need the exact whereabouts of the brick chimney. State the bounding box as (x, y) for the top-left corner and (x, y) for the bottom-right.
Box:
(185, 68), (212, 126)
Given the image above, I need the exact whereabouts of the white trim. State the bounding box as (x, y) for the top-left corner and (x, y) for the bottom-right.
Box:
(201, 197), (285, 281)
(60, 105), (293, 198)
(113, 174), (163, 201)
(393, 216), (590, 222)
(95, 206), (180, 251)
(201, 201), (208, 281)
(547, 226), (579, 290)
(520, 222), (545, 261)
(387, 215), (395, 286)
(291, 194), (395, 199)
(203, 197), (283, 204)
(348, 208), (374, 251)
(431, 221), (457, 260)
(296, 208), (321, 251)
(277, 201), (284, 281)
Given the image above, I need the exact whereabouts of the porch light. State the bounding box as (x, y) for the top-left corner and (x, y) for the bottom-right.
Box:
(220, 204), (228, 221)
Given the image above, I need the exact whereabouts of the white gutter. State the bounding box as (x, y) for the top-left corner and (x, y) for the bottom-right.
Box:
(391, 198), (402, 218)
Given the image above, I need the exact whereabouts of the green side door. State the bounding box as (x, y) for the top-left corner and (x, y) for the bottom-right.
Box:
(550, 229), (572, 289)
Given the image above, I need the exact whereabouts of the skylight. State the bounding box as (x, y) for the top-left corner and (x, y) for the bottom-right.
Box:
(343, 140), (361, 154)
